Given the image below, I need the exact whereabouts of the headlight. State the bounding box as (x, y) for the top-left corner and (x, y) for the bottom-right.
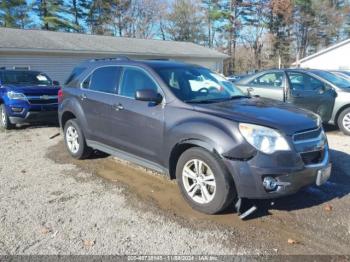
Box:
(239, 123), (290, 154)
(7, 91), (27, 101)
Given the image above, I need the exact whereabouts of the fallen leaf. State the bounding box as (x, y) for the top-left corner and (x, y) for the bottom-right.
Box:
(324, 204), (333, 212)
(287, 238), (298, 244)
(21, 170), (26, 174)
(83, 240), (95, 248)
(40, 226), (52, 234)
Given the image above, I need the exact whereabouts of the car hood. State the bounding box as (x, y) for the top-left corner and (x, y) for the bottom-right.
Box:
(193, 97), (319, 135)
(3, 84), (59, 95)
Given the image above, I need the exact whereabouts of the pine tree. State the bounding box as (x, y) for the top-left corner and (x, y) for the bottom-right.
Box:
(0, 0), (31, 28)
(65, 0), (91, 32)
(33, 0), (76, 31)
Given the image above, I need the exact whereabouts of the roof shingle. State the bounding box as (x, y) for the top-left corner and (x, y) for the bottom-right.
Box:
(0, 27), (227, 59)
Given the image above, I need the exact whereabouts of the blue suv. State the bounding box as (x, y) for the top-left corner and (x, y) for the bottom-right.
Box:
(0, 69), (60, 129)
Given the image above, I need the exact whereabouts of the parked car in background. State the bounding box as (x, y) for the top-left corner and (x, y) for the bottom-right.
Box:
(236, 69), (350, 135)
(226, 73), (252, 83)
(59, 58), (331, 215)
(0, 69), (60, 129)
(330, 70), (350, 81)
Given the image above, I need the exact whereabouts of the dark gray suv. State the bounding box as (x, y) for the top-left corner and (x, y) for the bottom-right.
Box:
(58, 57), (331, 215)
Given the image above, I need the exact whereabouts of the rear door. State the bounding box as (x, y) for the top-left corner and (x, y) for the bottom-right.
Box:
(79, 66), (122, 145)
(243, 71), (285, 101)
(286, 71), (335, 122)
(111, 66), (165, 164)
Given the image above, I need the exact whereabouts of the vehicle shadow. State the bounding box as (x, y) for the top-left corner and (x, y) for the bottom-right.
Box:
(241, 148), (350, 219)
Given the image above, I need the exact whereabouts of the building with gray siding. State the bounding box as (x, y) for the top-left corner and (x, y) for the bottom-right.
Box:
(0, 27), (228, 84)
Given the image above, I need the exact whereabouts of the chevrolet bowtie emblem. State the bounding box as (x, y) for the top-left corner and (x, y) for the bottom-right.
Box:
(40, 95), (50, 100)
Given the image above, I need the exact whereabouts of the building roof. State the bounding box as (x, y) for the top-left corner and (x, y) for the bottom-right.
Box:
(0, 27), (228, 59)
(294, 38), (350, 65)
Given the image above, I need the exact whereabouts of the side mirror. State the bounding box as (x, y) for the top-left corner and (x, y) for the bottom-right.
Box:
(135, 89), (163, 104)
(53, 80), (60, 86)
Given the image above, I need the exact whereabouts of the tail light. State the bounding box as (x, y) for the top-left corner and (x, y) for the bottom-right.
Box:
(58, 88), (63, 104)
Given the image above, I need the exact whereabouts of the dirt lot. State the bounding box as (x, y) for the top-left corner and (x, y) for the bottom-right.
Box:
(0, 126), (349, 255)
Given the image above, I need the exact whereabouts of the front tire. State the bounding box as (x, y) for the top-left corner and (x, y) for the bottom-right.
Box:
(338, 108), (350, 136)
(0, 104), (15, 130)
(176, 147), (236, 214)
(64, 119), (92, 159)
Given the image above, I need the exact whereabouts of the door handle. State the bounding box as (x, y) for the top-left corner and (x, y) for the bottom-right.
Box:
(113, 103), (124, 111)
(79, 93), (87, 101)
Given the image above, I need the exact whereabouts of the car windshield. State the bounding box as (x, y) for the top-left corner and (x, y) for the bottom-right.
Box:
(312, 70), (350, 88)
(154, 66), (245, 103)
(1, 71), (52, 86)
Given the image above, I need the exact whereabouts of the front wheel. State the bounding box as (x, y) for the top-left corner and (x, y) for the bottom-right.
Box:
(176, 147), (236, 214)
(0, 104), (15, 130)
(338, 108), (350, 136)
(64, 119), (92, 159)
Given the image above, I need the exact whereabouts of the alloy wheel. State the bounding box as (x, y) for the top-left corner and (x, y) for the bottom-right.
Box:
(342, 113), (350, 132)
(182, 159), (216, 204)
(66, 126), (80, 154)
(1, 107), (6, 127)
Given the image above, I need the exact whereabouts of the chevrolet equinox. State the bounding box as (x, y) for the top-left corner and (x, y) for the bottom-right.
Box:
(58, 58), (331, 214)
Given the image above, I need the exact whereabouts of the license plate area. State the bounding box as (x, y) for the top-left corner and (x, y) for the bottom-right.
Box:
(316, 164), (332, 186)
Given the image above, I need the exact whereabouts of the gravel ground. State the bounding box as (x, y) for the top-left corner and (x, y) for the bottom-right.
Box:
(0, 126), (349, 255)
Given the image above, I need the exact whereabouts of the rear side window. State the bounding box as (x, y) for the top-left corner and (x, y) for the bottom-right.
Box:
(83, 66), (121, 94)
(119, 67), (158, 98)
(65, 67), (86, 87)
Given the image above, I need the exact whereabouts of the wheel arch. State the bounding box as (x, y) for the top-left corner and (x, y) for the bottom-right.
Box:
(61, 111), (77, 130)
(335, 104), (350, 126)
(168, 139), (221, 180)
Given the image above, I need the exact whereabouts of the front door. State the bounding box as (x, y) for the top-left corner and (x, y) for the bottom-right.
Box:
(112, 66), (165, 164)
(286, 71), (336, 122)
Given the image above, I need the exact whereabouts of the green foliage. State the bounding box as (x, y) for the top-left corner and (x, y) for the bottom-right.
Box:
(0, 0), (30, 28)
(33, 0), (77, 31)
(166, 0), (205, 43)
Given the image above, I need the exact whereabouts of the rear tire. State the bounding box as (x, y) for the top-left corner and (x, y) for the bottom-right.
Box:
(338, 108), (350, 136)
(0, 104), (15, 130)
(64, 119), (92, 159)
(176, 147), (236, 214)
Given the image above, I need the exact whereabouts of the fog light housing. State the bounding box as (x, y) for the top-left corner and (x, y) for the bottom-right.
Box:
(11, 107), (23, 113)
(263, 176), (278, 191)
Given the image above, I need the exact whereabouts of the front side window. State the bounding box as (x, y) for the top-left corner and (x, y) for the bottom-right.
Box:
(1, 70), (52, 86)
(251, 72), (284, 87)
(287, 72), (325, 91)
(154, 66), (244, 103)
(119, 67), (158, 98)
(83, 66), (121, 94)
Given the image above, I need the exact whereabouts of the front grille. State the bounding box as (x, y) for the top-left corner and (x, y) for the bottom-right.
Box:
(28, 99), (57, 105)
(293, 127), (322, 142)
(27, 95), (58, 105)
(300, 150), (324, 165)
(293, 127), (326, 166)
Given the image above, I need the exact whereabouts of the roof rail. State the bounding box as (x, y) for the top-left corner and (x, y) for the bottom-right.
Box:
(146, 58), (171, 61)
(91, 56), (130, 62)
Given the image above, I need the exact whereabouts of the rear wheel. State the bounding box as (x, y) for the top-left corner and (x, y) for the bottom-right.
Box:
(64, 119), (92, 159)
(0, 104), (15, 130)
(338, 108), (350, 136)
(176, 147), (236, 214)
